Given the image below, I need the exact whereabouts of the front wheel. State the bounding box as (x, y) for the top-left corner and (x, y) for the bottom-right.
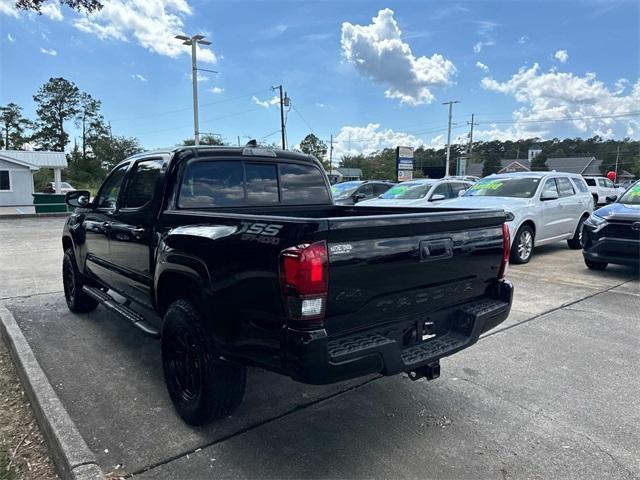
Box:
(567, 216), (587, 249)
(585, 258), (607, 270)
(511, 225), (534, 264)
(161, 299), (246, 425)
(62, 248), (99, 313)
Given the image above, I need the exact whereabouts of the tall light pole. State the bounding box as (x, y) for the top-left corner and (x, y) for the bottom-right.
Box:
(175, 34), (213, 146)
(442, 100), (459, 177)
(272, 85), (289, 149)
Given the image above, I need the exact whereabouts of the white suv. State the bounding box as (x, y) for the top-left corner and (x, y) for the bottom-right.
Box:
(583, 176), (623, 206)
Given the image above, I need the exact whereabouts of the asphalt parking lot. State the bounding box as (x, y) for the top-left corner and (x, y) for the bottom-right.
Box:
(1, 216), (639, 479)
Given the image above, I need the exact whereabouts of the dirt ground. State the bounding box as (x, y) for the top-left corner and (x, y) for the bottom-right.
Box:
(0, 337), (58, 480)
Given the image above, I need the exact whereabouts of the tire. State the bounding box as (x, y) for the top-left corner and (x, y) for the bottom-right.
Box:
(161, 299), (246, 425)
(62, 248), (99, 313)
(511, 225), (535, 264)
(585, 258), (607, 270)
(567, 216), (587, 249)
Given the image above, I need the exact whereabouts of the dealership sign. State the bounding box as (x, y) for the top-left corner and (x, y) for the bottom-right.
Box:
(396, 146), (414, 182)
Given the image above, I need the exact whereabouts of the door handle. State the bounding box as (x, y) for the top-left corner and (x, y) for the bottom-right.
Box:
(131, 227), (147, 238)
(102, 221), (112, 229)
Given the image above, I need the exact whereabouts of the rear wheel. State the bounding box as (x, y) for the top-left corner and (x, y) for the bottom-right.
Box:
(161, 299), (246, 425)
(62, 248), (99, 313)
(511, 225), (534, 264)
(592, 195), (598, 208)
(585, 258), (607, 270)
(567, 216), (587, 249)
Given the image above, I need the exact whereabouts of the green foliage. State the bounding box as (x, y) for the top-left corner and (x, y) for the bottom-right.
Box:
(33, 77), (81, 151)
(15, 0), (103, 14)
(299, 134), (328, 168)
(0, 102), (32, 150)
(530, 151), (548, 171)
(181, 134), (225, 146)
(482, 156), (502, 177)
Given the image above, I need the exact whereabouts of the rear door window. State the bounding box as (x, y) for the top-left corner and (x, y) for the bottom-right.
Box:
(123, 159), (164, 209)
(279, 164), (331, 204)
(556, 177), (575, 197)
(358, 184), (374, 199)
(373, 183), (391, 196)
(572, 177), (589, 193)
(541, 178), (559, 198)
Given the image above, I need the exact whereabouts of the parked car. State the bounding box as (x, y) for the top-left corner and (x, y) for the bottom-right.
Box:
(356, 178), (473, 207)
(62, 146), (514, 425)
(582, 180), (640, 270)
(438, 172), (593, 264)
(331, 180), (394, 205)
(448, 175), (480, 183)
(48, 181), (76, 194)
(583, 176), (624, 206)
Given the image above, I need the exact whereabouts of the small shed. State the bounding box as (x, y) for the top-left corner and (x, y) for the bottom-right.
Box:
(0, 150), (68, 214)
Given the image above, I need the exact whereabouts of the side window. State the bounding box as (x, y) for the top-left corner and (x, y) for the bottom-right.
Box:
(358, 184), (374, 198)
(430, 183), (451, 200)
(449, 182), (468, 197)
(246, 163), (279, 204)
(604, 178), (614, 188)
(122, 159), (164, 209)
(0, 171), (10, 191)
(373, 183), (390, 196)
(584, 178), (596, 187)
(96, 164), (129, 209)
(598, 178), (607, 187)
(279, 164), (331, 205)
(541, 178), (559, 198)
(557, 177), (575, 197)
(179, 161), (244, 208)
(572, 177), (589, 193)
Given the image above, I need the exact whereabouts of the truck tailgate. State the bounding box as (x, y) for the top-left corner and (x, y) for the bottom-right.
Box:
(324, 209), (507, 336)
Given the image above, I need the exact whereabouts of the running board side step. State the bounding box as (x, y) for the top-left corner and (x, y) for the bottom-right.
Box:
(82, 286), (160, 338)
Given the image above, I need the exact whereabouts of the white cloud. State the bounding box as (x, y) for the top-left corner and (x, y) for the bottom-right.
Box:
(131, 73), (147, 82)
(40, 47), (57, 56)
(0, 0), (18, 18)
(518, 35), (528, 45)
(475, 61), (489, 72)
(332, 123), (423, 158)
(7, 32), (14, 42)
(553, 49), (568, 63)
(474, 20), (499, 36)
(209, 86), (224, 94)
(40, 3), (63, 21)
(473, 40), (494, 53)
(341, 8), (456, 106)
(252, 95), (280, 108)
(315, 102), (325, 108)
(479, 63), (640, 139)
(72, 0), (217, 64)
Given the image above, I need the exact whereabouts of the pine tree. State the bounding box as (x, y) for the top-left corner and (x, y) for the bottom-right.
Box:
(33, 77), (81, 151)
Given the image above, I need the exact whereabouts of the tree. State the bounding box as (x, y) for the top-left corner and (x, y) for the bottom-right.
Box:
(15, 0), (102, 14)
(181, 134), (224, 146)
(299, 134), (328, 167)
(482, 156), (502, 177)
(33, 77), (81, 151)
(531, 151), (548, 171)
(0, 103), (32, 150)
(89, 135), (143, 172)
(75, 93), (106, 161)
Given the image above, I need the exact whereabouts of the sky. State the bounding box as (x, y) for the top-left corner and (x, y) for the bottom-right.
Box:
(0, 0), (639, 158)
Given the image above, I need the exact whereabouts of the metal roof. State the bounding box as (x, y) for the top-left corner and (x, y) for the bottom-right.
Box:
(0, 150), (67, 168)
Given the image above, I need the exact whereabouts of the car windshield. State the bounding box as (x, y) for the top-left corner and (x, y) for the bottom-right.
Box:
(331, 182), (362, 199)
(464, 177), (541, 198)
(618, 182), (640, 205)
(380, 181), (433, 199)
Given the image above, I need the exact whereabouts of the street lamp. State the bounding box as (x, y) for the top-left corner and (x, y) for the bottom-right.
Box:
(175, 34), (215, 146)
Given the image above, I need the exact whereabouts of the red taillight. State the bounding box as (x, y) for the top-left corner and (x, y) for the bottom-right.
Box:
(280, 241), (328, 325)
(498, 223), (510, 279)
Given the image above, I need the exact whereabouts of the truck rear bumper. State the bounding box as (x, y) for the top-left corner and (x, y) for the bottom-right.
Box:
(283, 279), (513, 385)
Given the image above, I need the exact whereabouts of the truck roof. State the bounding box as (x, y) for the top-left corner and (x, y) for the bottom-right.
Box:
(123, 145), (318, 165)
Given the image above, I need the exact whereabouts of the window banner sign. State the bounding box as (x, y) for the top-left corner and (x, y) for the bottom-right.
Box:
(396, 146), (414, 182)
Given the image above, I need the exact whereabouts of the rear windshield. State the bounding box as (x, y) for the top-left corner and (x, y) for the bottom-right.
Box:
(464, 177), (541, 198)
(178, 160), (330, 208)
(380, 181), (434, 199)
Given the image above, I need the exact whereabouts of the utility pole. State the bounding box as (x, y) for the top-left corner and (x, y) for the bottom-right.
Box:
(614, 145), (620, 180)
(175, 34), (214, 146)
(272, 85), (289, 149)
(329, 134), (334, 178)
(467, 113), (478, 154)
(442, 100), (459, 177)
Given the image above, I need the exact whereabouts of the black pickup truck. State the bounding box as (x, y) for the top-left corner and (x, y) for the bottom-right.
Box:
(62, 146), (513, 425)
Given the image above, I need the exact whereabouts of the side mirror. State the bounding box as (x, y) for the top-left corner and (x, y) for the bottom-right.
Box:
(605, 195), (617, 204)
(540, 190), (559, 201)
(352, 192), (366, 203)
(458, 189), (466, 197)
(430, 194), (446, 202)
(65, 190), (91, 208)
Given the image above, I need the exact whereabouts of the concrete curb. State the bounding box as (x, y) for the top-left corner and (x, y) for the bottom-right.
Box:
(0, 212), (71, 220)
(0, 304), (104, 480)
